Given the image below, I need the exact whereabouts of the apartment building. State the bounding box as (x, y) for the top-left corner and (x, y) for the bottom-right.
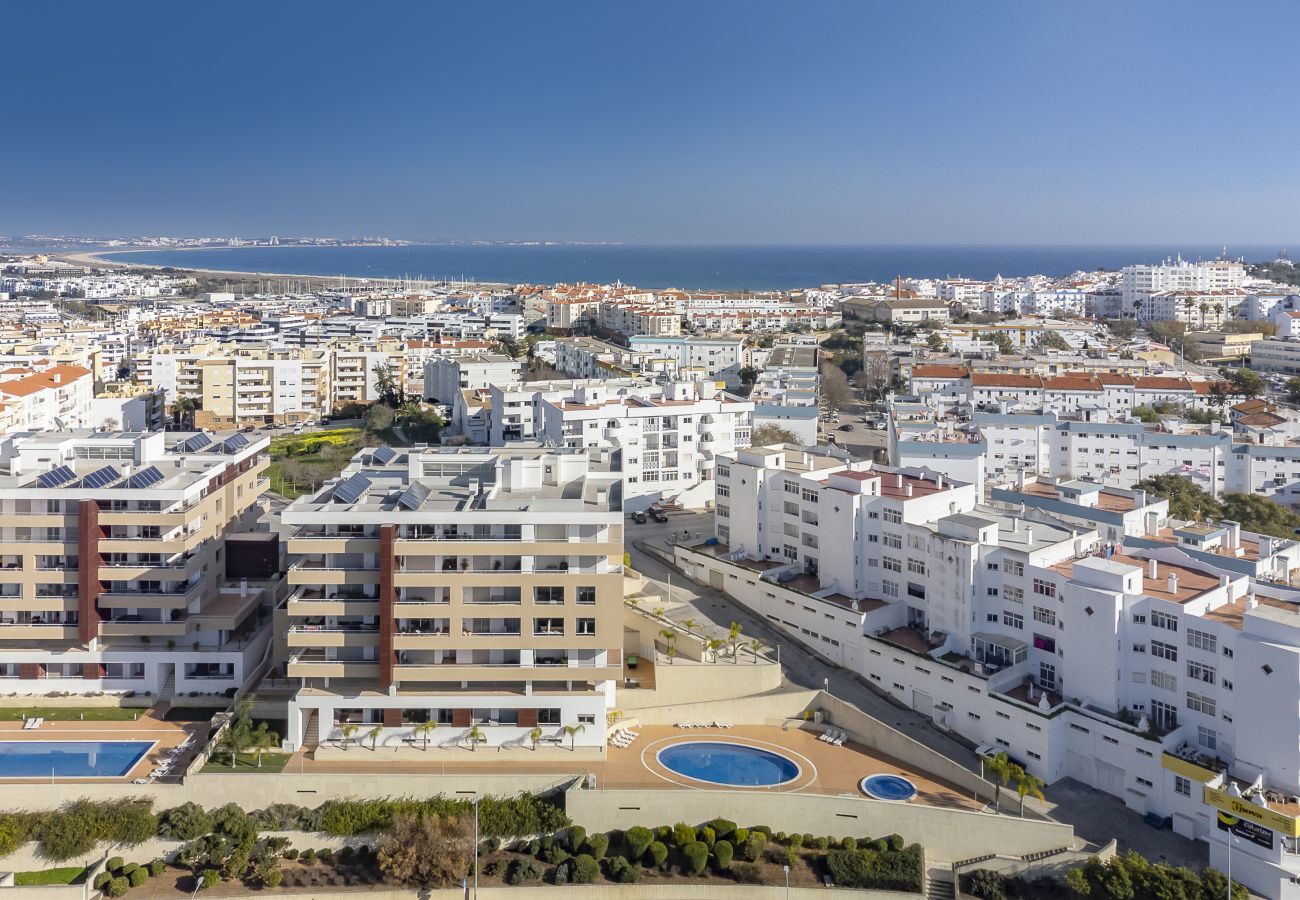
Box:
(693, 446), (1300, 899)
(423, 354), (521, 404)
(536, 379), (754, 509)
(1121, 258), (1247, 308)
(1137, 291), (1238, 329)
(552, 337), (671, 381)
(0, 429), (274, 697)
(0, 364), (93, 432)
(626, 336), (746, 385)
(280, 445), (624, 752)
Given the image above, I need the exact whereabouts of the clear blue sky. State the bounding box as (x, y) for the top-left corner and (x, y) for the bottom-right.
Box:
(7, 1), (1298, 244)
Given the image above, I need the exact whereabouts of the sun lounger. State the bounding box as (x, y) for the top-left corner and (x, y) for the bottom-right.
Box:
(832, 733), (846, 746)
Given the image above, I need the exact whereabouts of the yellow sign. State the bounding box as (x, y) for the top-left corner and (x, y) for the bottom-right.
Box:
(1203, 785), (1299, 838)
(1160, 753), (1218, 784)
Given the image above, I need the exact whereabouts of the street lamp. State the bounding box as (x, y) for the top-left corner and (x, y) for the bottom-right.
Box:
(456, 790), (479, 900)
(783, 864), (790, 899)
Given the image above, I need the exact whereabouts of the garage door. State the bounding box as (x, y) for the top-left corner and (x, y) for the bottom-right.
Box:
(912, 689), (933, 720)
(1066, 750), (1093, 785)
(1096, 760), (1125, 796)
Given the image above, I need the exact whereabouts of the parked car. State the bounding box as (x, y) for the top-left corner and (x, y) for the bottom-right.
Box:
(838, 424), (854, 432)
(650, 508), (669, 523)
(630, 510), (647, 524)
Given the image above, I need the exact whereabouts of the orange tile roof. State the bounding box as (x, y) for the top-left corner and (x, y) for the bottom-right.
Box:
(913, 365), (969, 378)
(1133, 376), (1193, 390)
(0, 365), (91, 397)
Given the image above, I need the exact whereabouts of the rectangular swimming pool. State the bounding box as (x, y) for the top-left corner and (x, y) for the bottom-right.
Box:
(0, 740), (154, 778)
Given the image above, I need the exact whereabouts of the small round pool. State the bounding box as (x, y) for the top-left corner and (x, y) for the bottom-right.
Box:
(861, 773), (917, 801)
(657, 741), (800, 787)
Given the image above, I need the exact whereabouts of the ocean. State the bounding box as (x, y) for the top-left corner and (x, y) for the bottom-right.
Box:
(99, 243), (1288, 292)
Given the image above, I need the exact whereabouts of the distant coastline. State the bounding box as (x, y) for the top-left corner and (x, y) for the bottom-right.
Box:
(60, 242), (1293, 293)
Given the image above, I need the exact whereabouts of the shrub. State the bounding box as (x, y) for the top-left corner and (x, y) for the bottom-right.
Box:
(541, 844), (570, 866)
(841, 836), (857, 851)
(714, 839), (734, 870)
(646, 840), (668, 868)
(375, 814), (472, 888)
(683, 840), (709, 875)
(484, 860), (506, 877)
(733, 827), (749, 846)
(149, 860), (166, 877)
(654, 825), (671, 842)
(38, 804), (99, 861)
(814, 836), (830, 852)
(699, 825), (716, 848)
(571, 854), (599, 884)
(129, 868), (148, 887)
(199, 868), (220, 889)
(584, 832), (609, 859)
(606, 855), (641, 883)
(506, 859), (539, 885)
(775, 831), (787, 843)
(484, 837), (500, 853)
(300, 848), (317, 864)
(100, 800), (157, 845)
(107, 857), (125, 873)
(106, 876), (130, 897)
(264, 868), (283, 888)
(317, 847), (333, 863)
(788, 832), (804, 848)
(527, 839), (541, 856)
(94, 872), (112, 890)
(709, 818), (737, 840)
(887, 833), (904, 852)
(121, 863), (139, 876)
(567, 826), (586, 853)
(673, 823), (696, 847)
(337, 846), (355, 863)
(742, 831), (766, 862)
(733, 862), (763, 884)
(158, 803), (214, 842)
(966, 869), (1008, 900)
(802, 832), (815, 847)
(281, 848), (298, 860)
(783, 845), (799, 868)
(871, 838), (888, 853)
(749, 826), (770, 839)
(0, 814), (29, 858)
(826, 845), (923, 892)
(552, 863), (568, 886)
(625, 826), (653, 861)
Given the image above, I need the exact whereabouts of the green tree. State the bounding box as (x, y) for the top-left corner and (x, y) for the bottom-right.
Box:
(1134, 476), (1221, 522)
(1011, 765), (1045, 816)
(561, 723), (585, 751)
(749, 424), (799, 446)
(1219, 493), (1300, 539)
(366, 403), (396, 433)
(412, 720), (438, 750)
(372, 362), (403, 406)
(1287, 376), (1300, 405)
(925, 332), (947, 352)
(1106, 318), (1138, 341)
(980, 331), (1015, 354)
(737, 366), (759, 386)
(170, 397), (200, 429)
(376, 813), (471, 887)
(1035, 331), (1070, 351)
(983, 752), (1014, 810)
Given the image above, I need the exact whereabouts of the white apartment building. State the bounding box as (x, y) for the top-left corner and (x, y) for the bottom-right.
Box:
(691, 446), (1300, 899)
(1137, 291), (1238, 329)
(1121, 258), (1247, 309)
(537, 380), (754, 509)
(0, 364), (93, 432)
(279, 445), (624, 753)
(423, 354), (521, 405)
(0, 429), (275, 698)
(627, 336), (746, 385)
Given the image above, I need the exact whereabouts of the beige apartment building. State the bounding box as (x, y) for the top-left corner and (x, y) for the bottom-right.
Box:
(0, 429), (275, 697)
(279, 445), (624, 751)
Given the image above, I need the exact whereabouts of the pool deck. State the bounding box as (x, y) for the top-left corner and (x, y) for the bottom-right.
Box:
(290, 724), (979, 811)
(0, 710), (206, 782)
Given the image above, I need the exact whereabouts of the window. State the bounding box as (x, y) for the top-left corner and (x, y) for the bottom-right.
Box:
(881, 580), (899, 598)
(783, 480), (800, 495)
(1187, 628), (1216, 652)
(1004, 585), (1024, 604)
(1039, 662), (1057, 690)
(987, 562), (1000, 571)
(1151, 699), (1178, 730)
(1198, 726), (1218, 751)
(716, 483), (730, 498)
(1032, 606), (1056, 626)
(1186, 692), (1216, 717)
(1003, 611), (1024, 630)
(1032, 578), (1056, 597)
(577, 714), (596, 725)
(907, 558), (927, 575)
(576, 586), (596, 605)
(717, 504), (730, 518)
(1174, 776), (1191, 797)
(1152, 610), (1178, 632)
(1151, 640), (1178, 662)
(883, 508), (902, 524)
(1007, 560), (1024, 577)
(1187, 660), (1215, 685)
(576, 618), (596, 635)
(882, 556), (902, 573)
(882, 532), (902, 549)
(1150, 670), (1176, 692)
(533, 617), (564, 636)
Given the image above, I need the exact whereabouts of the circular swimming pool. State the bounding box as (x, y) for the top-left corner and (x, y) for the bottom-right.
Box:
(861, 773), (918, 801)
(657, 741), (801, 787)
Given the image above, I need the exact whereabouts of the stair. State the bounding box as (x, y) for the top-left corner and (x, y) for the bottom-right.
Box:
(926, 870), (956, 900)
(158, 669), (176, 701)
(302, 710), (320, 756)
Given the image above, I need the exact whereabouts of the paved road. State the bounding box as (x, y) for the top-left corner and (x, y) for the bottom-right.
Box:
(627, 508), (1209, 868)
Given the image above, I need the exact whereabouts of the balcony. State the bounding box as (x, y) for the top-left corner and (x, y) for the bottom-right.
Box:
(286, 625), (380, 648)
(0, 623), (78, 641)
(99, 620), (188, 638)
(286, 652), (379, 679)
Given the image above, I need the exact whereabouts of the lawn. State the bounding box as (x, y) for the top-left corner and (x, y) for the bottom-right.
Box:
(16, 866), (87, 886)
(266, 428), (363, 499)
(200, 750), (291, 773)
(0, 706), (143, 722)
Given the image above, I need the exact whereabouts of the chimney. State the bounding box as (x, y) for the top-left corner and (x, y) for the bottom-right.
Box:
(895, 473), (903, 488)
(905, 483), (913, 498)
(1148, 558), (1158, 579)
(935, 474), (944, 489)
(1246, 593), (1258, 610)
(1166, 573), (1178, 594)
(240, 578), (248, 598)
(1025, 526), (1033, 543)
(1012, 518), (1020, 534)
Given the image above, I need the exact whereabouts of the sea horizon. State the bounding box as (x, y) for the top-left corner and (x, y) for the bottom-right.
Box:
(96, 242), (1293, 292)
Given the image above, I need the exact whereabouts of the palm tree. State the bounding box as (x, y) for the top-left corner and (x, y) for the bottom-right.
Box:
(1012, 766), (1046, 817)
(340, 723), (359, 750)
(366, 725), (383, 751)
(217, 722), (247, 768)
(727, 622), (744, 662)
(465, 725), (485, 751)
(170, 397), (199, 430)
(983, 752), (1014, 811)
(681, 618), (701, 638)
(705, 638), (725, 663)
(412, 720), (437, 750)
(249, 722), (279, 767)
(528, 725), (543, 751)
(746, 638), (767, 664)
(562, 723), (586, 751)
(658, 629), (677, 665)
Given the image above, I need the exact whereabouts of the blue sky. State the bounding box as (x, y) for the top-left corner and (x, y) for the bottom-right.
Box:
(6, 1), (1298, 244)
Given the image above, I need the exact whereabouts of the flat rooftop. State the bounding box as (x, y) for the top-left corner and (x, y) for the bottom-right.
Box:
(1019, 481), (1138, 513)
(1052, 554), (1222, 604)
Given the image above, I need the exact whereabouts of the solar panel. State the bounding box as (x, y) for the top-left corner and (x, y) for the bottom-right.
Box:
(36, 465), (76, 489)
(372, 444), (396, 465)
(175, 433), (212, 453)
(332, 473), (371, 504)
(81, 465), (121, 488)
(125, 466), (164, 489)
(220, 433), (249, 453)
(398, 480), (431, 511)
